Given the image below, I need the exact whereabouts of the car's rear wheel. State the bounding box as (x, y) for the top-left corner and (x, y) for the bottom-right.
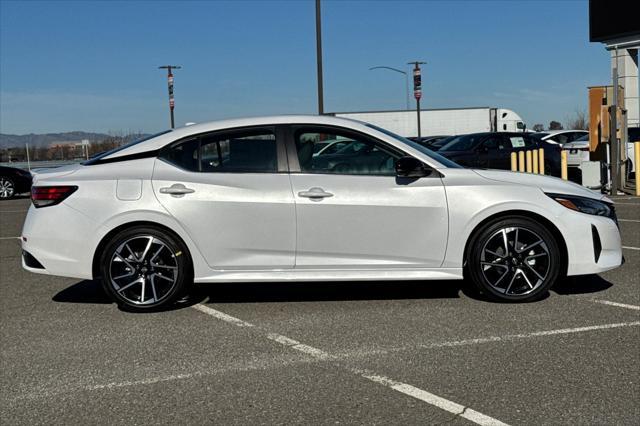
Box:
(0, 177), (15, 199)
(100, 226), (192, 312)
(467, 217), (561, 302)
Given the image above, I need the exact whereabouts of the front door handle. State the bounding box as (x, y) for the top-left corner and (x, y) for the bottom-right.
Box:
(298, 187), (333, 201)
(159, 183), (195, 197)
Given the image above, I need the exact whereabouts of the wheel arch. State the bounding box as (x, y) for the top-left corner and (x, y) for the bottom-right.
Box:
(462, 210), (568, 276)
(92, 221), (194, 280)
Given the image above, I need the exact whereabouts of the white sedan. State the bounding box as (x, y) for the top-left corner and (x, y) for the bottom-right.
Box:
(21, 115), (622, 311)
(533, 130), (588, 145)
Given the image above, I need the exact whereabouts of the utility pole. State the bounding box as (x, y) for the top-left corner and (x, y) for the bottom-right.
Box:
(408, 61), (426, 139)
(610, 47), (619, 195)
(315, 0), (324, 114)
(158, 65), (182, 128)
(25, 143), (31, 171)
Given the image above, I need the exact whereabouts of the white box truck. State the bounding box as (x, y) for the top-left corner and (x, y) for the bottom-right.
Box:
(331, 107), (526, 137)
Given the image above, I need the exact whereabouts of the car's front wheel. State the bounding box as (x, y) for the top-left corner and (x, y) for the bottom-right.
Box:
(0, 177), (15, 199)
(100, 226), (192, 312)
(467, 217), (562, 302)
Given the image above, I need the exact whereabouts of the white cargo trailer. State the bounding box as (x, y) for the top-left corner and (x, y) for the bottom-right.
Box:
(331, 107), (526, 137)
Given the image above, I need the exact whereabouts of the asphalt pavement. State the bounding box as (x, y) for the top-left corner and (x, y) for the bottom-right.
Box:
(1, 195), (638, 425)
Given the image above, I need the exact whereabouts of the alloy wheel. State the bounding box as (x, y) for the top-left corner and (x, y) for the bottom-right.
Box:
(0, 178), (15, 198)
(108, 235), (180, 305)
(480, 226), (551, 296)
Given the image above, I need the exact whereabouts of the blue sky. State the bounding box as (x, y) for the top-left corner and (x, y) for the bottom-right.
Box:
(0, 0), (610, 134)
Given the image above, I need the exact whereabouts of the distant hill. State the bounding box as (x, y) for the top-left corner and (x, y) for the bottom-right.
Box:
(0, 131), (112, 149)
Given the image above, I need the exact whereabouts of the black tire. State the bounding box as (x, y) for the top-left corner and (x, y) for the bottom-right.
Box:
(99, 226), (192, 312)
(466, 216), (561, 302)
(0, 177), (15, 199)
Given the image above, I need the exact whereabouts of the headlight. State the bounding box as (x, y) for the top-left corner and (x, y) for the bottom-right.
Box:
(546, 193), (612, 217)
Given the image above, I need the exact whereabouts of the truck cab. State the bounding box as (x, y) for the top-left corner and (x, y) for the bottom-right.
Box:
(494, 108), (526, 132)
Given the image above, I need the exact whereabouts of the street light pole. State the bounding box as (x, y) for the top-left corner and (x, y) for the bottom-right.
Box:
(610, 47), (619, 195)
(368, 66), (409, 110)
(158, 65), (182, 128)
(408, 61), (426, 139)
(315, 0), (324, 114)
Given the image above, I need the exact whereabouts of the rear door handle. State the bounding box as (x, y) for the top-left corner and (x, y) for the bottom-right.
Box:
(298, 187), (333, 201)
(159, 183), (195, 197)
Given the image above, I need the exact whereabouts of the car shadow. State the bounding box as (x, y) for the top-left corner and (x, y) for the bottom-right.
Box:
(552, 274), (613, 295)
(197, 280), (469, 304)
(52, 275), (613, 311)
(52, 279), (474, 308)
(52, 280), (111, 304)
(1, 194), (30, 201)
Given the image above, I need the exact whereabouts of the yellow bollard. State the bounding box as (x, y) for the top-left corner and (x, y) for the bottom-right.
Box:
(532, 150), (539, 174)
(539, 148), (545, 175)
(561, 150), (568, 180)
(526, 150), (532, 173)
(518, 151), (525, 172)
(635, 142), (640, 196)
(510, 152), (518, 172)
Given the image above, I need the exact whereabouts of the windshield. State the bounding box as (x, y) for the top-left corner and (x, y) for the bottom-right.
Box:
(83, 130), (172, 165)
(439, 134), (484, 152)
(366, 124), (462, 168)
(430, 136), (454, 148)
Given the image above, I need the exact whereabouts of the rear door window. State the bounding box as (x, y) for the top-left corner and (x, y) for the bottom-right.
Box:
(160, 128), (278, 173)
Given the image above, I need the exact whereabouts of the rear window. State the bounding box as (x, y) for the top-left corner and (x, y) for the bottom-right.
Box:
(83, 130), (172, 165)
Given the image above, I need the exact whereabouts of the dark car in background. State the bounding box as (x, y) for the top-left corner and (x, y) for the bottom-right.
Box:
(438, 132), (562, 176)
(408, 135), (452, 150)
(0, 166), (32, 199)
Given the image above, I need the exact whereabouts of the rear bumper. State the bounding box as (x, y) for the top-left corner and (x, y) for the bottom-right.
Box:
(20, 203), (96, 279)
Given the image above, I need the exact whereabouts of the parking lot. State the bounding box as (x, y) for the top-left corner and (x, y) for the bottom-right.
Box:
(0, 196), (638, 425)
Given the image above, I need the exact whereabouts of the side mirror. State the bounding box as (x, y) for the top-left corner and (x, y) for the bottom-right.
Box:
(395, 156), (431, 178)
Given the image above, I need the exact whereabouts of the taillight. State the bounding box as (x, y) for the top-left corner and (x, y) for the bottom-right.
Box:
(31, 186), (78, 208)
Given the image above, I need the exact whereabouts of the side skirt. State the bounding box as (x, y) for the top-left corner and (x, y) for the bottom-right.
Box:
(194, 268), (463, 283)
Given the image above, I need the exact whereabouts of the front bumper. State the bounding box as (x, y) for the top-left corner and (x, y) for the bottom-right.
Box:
(564, 212), (622, 276)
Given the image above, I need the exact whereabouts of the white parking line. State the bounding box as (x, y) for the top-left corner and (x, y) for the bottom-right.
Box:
(623, 246), (640, 251)
(591, 300), (640, 311)
(192, 305), (640, 425)
(0, 236), (20, 240)
(191, 303), (255, 327)
(358, 370), (509, 426)
(0, 210), (28, 213)
(614, 202), (640, 205)
(192, 303), (508, 425)
(618, 219), (640, 223)
(353, 321), (640, 355)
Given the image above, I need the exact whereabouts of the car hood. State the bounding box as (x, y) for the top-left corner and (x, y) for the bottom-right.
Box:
(473, 169), (609, 201)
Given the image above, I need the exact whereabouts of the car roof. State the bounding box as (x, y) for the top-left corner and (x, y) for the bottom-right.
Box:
(103, 115), (369, 159)
(541, 130), (588, 136)
(97, 114), (455, 170)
